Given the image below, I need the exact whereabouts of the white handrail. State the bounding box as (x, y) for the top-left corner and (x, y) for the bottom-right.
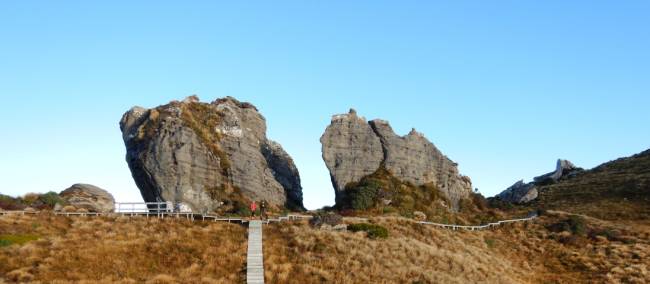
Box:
(1, 209), (537, 231)
(418, 214), (538, 231)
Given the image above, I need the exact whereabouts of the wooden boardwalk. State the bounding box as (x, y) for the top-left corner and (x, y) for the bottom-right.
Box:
(246, 220), (265, 284)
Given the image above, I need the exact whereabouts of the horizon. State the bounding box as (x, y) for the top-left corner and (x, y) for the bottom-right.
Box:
(1, 1), (649, 210)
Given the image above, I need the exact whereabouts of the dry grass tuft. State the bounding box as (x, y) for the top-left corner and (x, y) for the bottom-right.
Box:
(264, 214), (650, 284)
(0, 214), (246, 283)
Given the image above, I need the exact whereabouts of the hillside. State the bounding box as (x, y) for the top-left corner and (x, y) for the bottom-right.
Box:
(531, 149), (650, 220)
(1, 211), (648, 283)
(0, 214), (246, 283)
(264, 213), (650, 283)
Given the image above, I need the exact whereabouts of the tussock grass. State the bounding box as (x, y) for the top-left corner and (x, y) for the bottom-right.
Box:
(264, 215), (650, 283)
(0, 214), (246, 283)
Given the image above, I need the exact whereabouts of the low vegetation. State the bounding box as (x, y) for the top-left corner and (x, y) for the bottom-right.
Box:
(0, 192), (64, 211)
(529, 150), (650, 220)
(264, 212), (650, 283)
(347, 223), (389, 239)
(179, 101), (231, 173)
(0, 214), (247, 283)
(339, 167), (503, 225)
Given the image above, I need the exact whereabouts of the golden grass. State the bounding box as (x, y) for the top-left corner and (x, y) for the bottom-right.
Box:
(2, 211), (648, 283)
(0, 214), (247, 283)
(264, 214), (650, 284)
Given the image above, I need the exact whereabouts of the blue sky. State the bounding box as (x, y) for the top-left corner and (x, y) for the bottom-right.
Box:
(1, 1), (648, 209)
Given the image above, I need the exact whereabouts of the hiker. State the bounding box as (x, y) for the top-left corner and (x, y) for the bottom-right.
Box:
(250, 201), (257, 218)
(260, 200), (267, 220)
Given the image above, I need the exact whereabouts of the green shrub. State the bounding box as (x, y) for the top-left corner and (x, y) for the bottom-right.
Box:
(348, 223), (389, 239)
(0, 234), (39, 247)
(348, 183), (379, 210)
(546, 215), (587, 236)
(39, 191), (63, 207)
(0, 194), (25, 210)
(382, 206), (396, 214)
(568, 215), (587, 236)
(236, 206), (252, 217)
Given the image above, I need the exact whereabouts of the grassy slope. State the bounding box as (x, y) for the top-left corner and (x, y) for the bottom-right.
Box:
(532, 150), (650, 220)
(0, 214), (246, 283)
(264, 214), (650, 284)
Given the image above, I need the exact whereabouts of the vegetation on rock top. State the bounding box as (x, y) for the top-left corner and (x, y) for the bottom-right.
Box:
(339, 166), (499, 225)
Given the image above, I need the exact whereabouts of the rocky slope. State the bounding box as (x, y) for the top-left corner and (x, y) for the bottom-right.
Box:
(120, 96), (304, 213)
(321, 109), (472, 210)
(533, 149), (650, 220)
(496, 159), (582, 204)
(496, 149), (650, 220)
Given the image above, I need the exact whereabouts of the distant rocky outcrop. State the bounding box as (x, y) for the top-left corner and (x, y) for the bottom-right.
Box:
(321, 109), (472, 210)
(59, 184), (115, 213)
(534, 149), (650, 220)
(120, 96), (304, 213)
(496, 180), (538, 204)
(496, 159), (583, 204)
(496, 149), (650, 220)
(533, 159), (582, 184)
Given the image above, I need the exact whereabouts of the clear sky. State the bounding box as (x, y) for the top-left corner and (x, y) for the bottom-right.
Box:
(1, 1), (648, 210)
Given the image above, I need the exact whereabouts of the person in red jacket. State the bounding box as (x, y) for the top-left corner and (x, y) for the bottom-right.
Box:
(250, 201), (257, 218)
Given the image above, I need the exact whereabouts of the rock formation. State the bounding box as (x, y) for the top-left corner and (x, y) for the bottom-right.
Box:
(495, 180), (538, 204)
(321, 109), (473, 210)
(120, 96), (304, 213)
(496, 159), (583, 204)
(59, 184), (115, 213)
(533, 159), (582, 184)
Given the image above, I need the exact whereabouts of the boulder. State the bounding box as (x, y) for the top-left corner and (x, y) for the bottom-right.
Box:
(321, 109), (472, 210)
(332, 224), (348, 231)
(309, 212), (343, 228)
(413, 211), (427, 221)
(120, 96), (304, 213)
(496, 180), (538, 204)
(62, 205), (77, 213)
(59, 184), (115, 213)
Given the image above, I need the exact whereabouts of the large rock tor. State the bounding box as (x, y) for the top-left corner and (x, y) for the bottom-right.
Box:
(119, 96), (304, 212)
(321, 109), (473, 210)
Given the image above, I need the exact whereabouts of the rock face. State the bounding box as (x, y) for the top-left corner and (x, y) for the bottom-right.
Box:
(321, 109), (472, 210)
(120, 96), (304, 213)
(496, 159), (582, 204)
(320, 109), (384, 197)
(534, 159), (582, 184)
(496, 180), (538, 204)
(59, 184), (115, 213)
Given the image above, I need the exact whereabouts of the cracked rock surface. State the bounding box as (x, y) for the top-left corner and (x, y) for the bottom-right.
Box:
(120, 96), (304, 212)
(321, 109), (472, 210)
